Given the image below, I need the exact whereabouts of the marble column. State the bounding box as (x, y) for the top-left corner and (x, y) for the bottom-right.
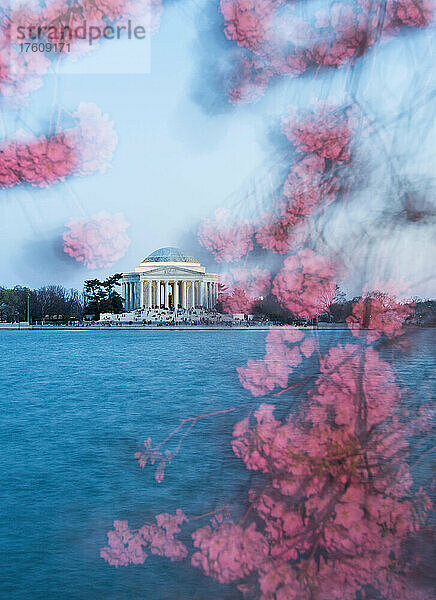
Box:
(191, 281), (195, 308)
(174, 281), (179, 308)
(156, 280), (161, 307)
(164, 281), (169, 308)
(182, 280), (187, 309)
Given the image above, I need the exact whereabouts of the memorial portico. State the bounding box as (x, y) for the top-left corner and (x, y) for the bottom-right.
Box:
(121, 247), (219, 311)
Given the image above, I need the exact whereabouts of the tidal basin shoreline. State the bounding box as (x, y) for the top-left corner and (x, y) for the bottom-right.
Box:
(0, 323), (355, 331)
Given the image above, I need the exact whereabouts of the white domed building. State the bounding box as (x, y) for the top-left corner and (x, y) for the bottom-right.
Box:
(121, 247), (219, 311)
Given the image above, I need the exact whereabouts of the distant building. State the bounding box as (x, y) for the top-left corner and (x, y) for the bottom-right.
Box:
(121, 247), (219, 310)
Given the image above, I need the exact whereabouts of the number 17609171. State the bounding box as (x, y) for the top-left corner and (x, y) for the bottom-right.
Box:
(20, 42), (71, 52)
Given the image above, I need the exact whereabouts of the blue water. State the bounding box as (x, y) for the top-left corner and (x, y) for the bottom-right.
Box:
(0, 329), (434, 600)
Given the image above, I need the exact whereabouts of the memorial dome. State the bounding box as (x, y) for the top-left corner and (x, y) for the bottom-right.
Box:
(143, 247), (197, 263)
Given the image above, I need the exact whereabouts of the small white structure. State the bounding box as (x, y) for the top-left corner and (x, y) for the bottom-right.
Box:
(121, 247), (219, 311)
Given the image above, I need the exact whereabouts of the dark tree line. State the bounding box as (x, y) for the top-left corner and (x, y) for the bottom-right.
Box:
(0, 274), (125, 323)
(0, 285), (83, 323)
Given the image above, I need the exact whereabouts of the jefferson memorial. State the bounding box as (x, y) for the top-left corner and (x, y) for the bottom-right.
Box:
(121, 247), (219, 311)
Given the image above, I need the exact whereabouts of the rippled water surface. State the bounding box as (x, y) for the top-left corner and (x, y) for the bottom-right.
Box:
(0, 329), (434, 600)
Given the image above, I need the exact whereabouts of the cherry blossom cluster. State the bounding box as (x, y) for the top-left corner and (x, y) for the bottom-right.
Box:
(272, 248), (337, 318)
(198, 208), (254, 262)
(219, 266), (271, 314)
(198, 106), (355, 324)
(211, 346), (431, 599)
(100, 509), (188, 567)
(220, 0), (434, 103)
(0, 103), (117, 189)
(135, 436), (172, 483)
(282, 108), (354, 163)
(102, 320), (433, 599)
(220, 0), (282, 51)
(255, 109), (350, 256)
(200, 106), (352, 265)
(62, 210), (130, 269)
(346, 291), (414, 343)
(0, 130), (78, 188)
(0, 0), (163, 105)
(237, 328), (315, 396)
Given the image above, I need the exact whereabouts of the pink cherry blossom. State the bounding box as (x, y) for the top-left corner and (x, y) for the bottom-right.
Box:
(255, 210), (308, 254)
(0, 131), (78, 188)
(70, 103), (118, 175)
(192, 521), (268, 583)
(272, 248), (337, 318)
(229, 342), (432, 599)
(220, 266), (271, 313)
(0, 104), (117, 189)
(102, 327), (432, 600)
(101, 509), (188, 567)
(237, 328), (315, 396)
(198, 208), (254, 262)
(346, 292), (414, 342)
(282, 108), (354, 163)
(220, 0), (434, 105)
(62, 211), (130, 269)
(220, 0), (281, 50)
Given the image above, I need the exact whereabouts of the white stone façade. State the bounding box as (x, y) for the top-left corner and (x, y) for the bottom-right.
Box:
(121, 247), (219, 311)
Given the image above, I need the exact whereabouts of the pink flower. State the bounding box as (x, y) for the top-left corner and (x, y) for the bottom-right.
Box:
(237, 328), (314, 395)
(273, 249), (337, 318)
(255, 211), (308, 254)
(220, 0), (433, 104)
(101, 510), (188, 567)
(220, 0), (280, 50)
(192, 521), (268, 583)
(62, 211), (130, 269)
(0, 104), (117, 189)
(220, 267), (271, 313)
(282, 108), (354, 163)
(198, 209), (254, 262)
(70, 103), (118, 175)
(100, 520), (148, 567)
(0, 131), (78, 188)
(221, 287), (255, 314)
(346, 292), (414, 342)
